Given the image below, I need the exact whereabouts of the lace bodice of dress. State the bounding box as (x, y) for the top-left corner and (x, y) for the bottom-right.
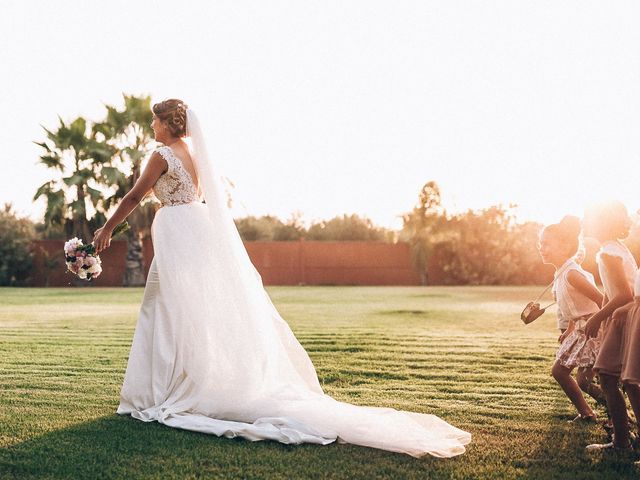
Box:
(153, 146), (200, 206)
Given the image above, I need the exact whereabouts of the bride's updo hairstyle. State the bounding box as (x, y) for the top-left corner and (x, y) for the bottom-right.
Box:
(152, 99), (189, 137)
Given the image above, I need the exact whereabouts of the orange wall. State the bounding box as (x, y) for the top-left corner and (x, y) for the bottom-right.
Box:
(30, 239), (421, 287)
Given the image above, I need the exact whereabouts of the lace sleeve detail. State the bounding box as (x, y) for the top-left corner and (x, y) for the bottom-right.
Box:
(156, 146), (175, 174)
(151, 146), (200, 207)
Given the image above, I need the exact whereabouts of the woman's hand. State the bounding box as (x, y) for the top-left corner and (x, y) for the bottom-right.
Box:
(584, 316), (602, 339)
(92, 227), (113, 254)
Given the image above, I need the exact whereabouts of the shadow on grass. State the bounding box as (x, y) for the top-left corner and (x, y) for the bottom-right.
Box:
(519, 389), (639, 479)
(0, 414), (471, 480)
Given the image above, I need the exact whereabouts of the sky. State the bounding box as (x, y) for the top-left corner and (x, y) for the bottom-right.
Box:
(1, 1), (639, 230)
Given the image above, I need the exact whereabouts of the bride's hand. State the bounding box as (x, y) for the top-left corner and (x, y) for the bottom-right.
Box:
(92, 227), (113, 254)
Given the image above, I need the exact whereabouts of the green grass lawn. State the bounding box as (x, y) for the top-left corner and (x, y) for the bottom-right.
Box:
(0, 286), (637, 479)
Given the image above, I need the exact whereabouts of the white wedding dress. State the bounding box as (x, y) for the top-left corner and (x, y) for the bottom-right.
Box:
(115, 110), (471, 458)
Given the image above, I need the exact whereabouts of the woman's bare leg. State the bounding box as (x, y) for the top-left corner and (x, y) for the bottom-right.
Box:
(577, 367), (606, 407)
(600, 373), (630, 447)
(552, 361), (595, 417)
(623, 381), (640, 437)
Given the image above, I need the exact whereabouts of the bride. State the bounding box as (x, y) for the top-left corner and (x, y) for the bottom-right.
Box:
(92, 98), (471, 458)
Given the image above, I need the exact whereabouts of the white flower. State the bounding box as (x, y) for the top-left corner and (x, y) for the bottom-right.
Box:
(78, 269), (88, 279)
(87, 264), (102, 274)
(64, 237), (83, 254)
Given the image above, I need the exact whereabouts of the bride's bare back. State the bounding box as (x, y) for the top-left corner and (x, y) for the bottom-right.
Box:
(166, 141), (199, 192)
(152, 146), (200, 207)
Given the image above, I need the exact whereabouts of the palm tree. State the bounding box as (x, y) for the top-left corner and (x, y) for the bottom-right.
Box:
(33, 116), (115, 242)
(93, 94), (156, 286)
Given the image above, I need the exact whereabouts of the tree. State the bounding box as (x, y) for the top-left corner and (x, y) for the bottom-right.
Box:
(400, 183), (551, 285)
(399, 181), (445, 285)
(432, 205), (552, 285)
(0, 204), (35, 286)
(93, 94), (156, 286)
(33, 116), (115, 241)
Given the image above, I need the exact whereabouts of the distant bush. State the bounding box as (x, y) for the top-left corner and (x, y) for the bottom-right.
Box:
(0, 204), (36, 286)
(422, 207), (551, 285)
(234, 215), (287, 241)
(234, 213), (395, 242)
(399, 182), (553, 285)
(306, 214), (392, 241)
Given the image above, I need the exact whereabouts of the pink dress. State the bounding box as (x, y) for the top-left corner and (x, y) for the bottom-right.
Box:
(593, 241), (638, 376)
(621, 270), (640, 384)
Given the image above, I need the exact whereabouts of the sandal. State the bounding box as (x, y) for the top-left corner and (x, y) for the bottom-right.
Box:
(587, 432), (635, 452)
(586, 440), (633, 452)
(569, 413), (597, 424)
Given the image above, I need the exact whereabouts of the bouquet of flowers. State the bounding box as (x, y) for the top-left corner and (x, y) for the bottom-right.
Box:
(64, 221), (130, 280)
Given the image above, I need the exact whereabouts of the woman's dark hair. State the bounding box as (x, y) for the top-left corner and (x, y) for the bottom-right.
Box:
(584, 200), (630, 240)
(152, 98), (189, 137)
(543, 215), (581, 256)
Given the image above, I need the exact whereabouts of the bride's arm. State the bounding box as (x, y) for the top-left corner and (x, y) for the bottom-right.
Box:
(92, 152), (166, 253)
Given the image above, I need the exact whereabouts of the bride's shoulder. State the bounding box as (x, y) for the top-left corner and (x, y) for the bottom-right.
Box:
(148, 147), (171, 173)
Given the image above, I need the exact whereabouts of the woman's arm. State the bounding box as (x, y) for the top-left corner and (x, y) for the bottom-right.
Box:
(566, 270), (604, 308)
(92, 152), (167, 253)
(584, 255), (633, 338)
